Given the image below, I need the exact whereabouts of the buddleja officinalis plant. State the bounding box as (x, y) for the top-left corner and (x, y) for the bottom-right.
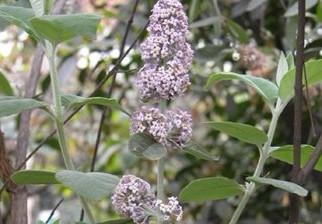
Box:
(1, 0), (322, 223)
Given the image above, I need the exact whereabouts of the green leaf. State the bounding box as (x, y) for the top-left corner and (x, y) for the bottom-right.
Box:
(0, 6), (37, 38)
(29, 13), (102, 45)
(128, 133), (167, 160)
(189, 16), (221, 29)
(270, 145), (322, 171)
(179, 177), (244, 202)
(11, 170), (59, 184)
(206, 72), (278, 105)
(285, 0), (318, 17)
(286, 53), (295, 70)
(247, 177), (308, 197)
(279, 59), (322, 102)
(182, 141), (219, 161)
(246, 0), (267, 11)
(55, 170), (119, 201)
(30, 0), (44, 16)
(0, 96), (51, 118)
(225, 18), (248, 44)
(61, 94), (129, 115)
(276, 52), (288, 86)
(0, 70), (14, 95)
(207, 121), (267, 146)
(98, 219), (134, 224)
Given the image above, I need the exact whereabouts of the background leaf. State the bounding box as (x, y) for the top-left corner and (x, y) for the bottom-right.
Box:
(29, 0), (44, 16)
(29, 13), (102, 45)
(55, 170), (119, 201)
(276, 52), (288, 86)
(270, 145), (322, 171)
(207, 121), (267, 146)
(179, 177), (244, 202)
(182, 141), (219, 161)
(98, 219), (134, 224)
(279, 59), (322, 102)
(11, 170), (59, 184)
(0, 70), (14, 95)
(0, 96), (50, 117)
(246, 0), (267, 11)
(284, 0), (318, 17)
(206, 72), (278, 105)
(128, 133), (167, 160)
(247, 177), (308, 197)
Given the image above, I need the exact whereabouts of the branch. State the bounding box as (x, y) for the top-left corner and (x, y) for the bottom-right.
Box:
(290, 0), (305, 222)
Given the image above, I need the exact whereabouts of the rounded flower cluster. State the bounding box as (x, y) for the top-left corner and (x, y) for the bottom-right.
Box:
(111, 175), (155, 224)
(112, 175), (183, 223)
(136, 0), (194, 101)
(131, 106), (192, 147)
(155, 197), (183, 222)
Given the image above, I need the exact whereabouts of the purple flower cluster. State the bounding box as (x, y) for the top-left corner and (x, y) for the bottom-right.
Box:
(136, 0), (193, 101)
(131, 106), (192, 147)
(111, 175), (183, 223)
(111, 175), (155, 224)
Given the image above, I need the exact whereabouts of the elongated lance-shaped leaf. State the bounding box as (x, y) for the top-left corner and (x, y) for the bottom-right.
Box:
(270, 145), (322, 171)
(279, 59), (322, 102)
(182, 141), (219, 161)
(11, 170), (59, 184)
(61, 94), (129, 116)
(0, 96), (51, 118)
(29, 13), (102, 45)
(179, 177), (244, 202)
(247, 177), (308, 197)
(0, 6), (37, 38)
(206, 72), (278, 105)
(276, 51), (288, 86)
(0, 70), (14, 95)
(55, 170), (120, 201)
(207, 121), (267, 146)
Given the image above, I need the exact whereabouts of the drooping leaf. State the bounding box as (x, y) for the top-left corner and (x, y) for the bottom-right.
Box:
(29, 0), (44, 16)
(0, 70), (14, 95)
(206, 72), (278, 105)
(0, 6), (37, 38)
(286, 53), (295, 70)
(246, 0), (267, 11)
(29, 13), (102, 45)
(284, 0), (318, 17)
(61, 94), (129, 115)
(279, 59), (322, 102)
(183, 141), (219, 161)
(225, 18), (248, 44)
(247, 177), (308, 197)
(189, 16), (221, 29)
(270, 145), (322, 171)
(276, 52), (288, 86)
(55, 170), (119, 201)
(207, 121), (267, 146)
(0, 96), (51, 117)
(128, 133), (167, 160)
(98, 219), (134, 224)
(11, 170), (59, 184)
(179, 177), (244, 202)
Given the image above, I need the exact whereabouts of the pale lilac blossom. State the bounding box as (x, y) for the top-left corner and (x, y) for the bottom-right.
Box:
(136, 0), (194, 101)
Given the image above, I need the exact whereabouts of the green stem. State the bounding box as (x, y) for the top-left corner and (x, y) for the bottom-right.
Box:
(229, 100), (284, 224)
(157, 157), (165, 224)
(46, 43), (95, 224)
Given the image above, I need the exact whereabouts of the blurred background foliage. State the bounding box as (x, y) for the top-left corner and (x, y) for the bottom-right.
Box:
(1, 0), (322, 223)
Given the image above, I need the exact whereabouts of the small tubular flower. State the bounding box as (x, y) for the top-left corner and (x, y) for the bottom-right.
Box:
(136, 0), (193, 101)
(111, 175), (156, 224)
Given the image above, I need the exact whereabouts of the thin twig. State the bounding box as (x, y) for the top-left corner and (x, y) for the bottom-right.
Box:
(290, 0), (305, 222)
(45, 198), (64, 224)
(80, 0), (141, 220)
